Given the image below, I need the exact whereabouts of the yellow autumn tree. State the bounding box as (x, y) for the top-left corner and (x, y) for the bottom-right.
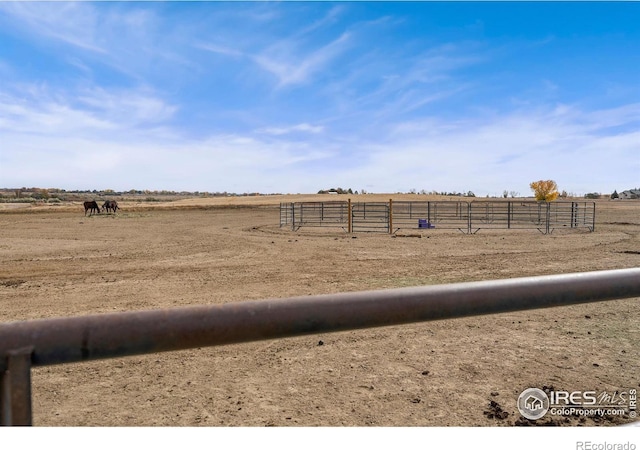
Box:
(530, 180), (559, 202)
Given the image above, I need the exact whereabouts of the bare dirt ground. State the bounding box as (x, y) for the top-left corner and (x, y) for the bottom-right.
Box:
(1, 196), (639, 427)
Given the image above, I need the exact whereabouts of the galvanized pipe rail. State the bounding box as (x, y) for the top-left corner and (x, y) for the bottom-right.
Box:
(2, 268), (640, 426)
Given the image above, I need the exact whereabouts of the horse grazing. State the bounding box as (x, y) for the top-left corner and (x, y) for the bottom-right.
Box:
(101, 200), (119, 213)
(83, 201), (100, 216)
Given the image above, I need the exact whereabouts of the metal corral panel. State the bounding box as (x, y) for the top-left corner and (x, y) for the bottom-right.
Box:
(470, 201), (548, 231)
(280, 201), (349, 230)
(548, 201), (596, 232)
(468, 201), (596, 233)
(392, 201), (470, 232)
(351, 202), (389, 233)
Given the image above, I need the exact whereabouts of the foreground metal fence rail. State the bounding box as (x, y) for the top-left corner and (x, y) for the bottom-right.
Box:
(2, 268), (639, 426)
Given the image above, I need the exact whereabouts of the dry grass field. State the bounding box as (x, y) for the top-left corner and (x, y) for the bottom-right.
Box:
(1, 195), (639, 426)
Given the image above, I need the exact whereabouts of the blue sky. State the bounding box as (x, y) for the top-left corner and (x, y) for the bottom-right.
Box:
(0, 2), (638, 196)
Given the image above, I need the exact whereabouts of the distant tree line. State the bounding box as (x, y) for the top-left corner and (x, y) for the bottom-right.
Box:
(2, 185), (632, 202)
(0, 187), (285, 203)
(317, 188), (355, 194)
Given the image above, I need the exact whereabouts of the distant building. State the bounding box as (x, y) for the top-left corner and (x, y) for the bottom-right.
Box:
(619, 189), (640, 200)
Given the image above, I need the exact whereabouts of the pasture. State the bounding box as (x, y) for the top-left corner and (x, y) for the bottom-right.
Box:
(0, 195), (639, 426)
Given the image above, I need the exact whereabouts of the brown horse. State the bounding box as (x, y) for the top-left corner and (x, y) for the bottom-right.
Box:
(101, 200), (119, 213)
(83, 201), (100, 216)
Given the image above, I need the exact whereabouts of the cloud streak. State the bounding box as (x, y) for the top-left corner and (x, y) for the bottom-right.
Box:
(0, 2), (107, 53)
(258, 123), (325, 136)
(253, 32), (352, 88)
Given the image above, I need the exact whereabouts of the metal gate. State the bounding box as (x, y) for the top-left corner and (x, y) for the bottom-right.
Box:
(351, 202), (390, 233)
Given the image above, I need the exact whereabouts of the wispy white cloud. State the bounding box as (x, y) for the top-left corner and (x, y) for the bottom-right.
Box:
(197, 5), (353, 89)
(313, 39), (488, 129)
(76, 87), (178, 125)
(257, 123), (325, 136)
(252, 31), (352, 88)
(0, 82), (178, 152)
(296, 4), (346, 37)
(0, 90), (114, 134)
(196, 43), (244, 58)
(339, 103), (640, 195)
(0, 2), (106, 53)
(0, 2), (196, 83)
(2, 100), (638, 195)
